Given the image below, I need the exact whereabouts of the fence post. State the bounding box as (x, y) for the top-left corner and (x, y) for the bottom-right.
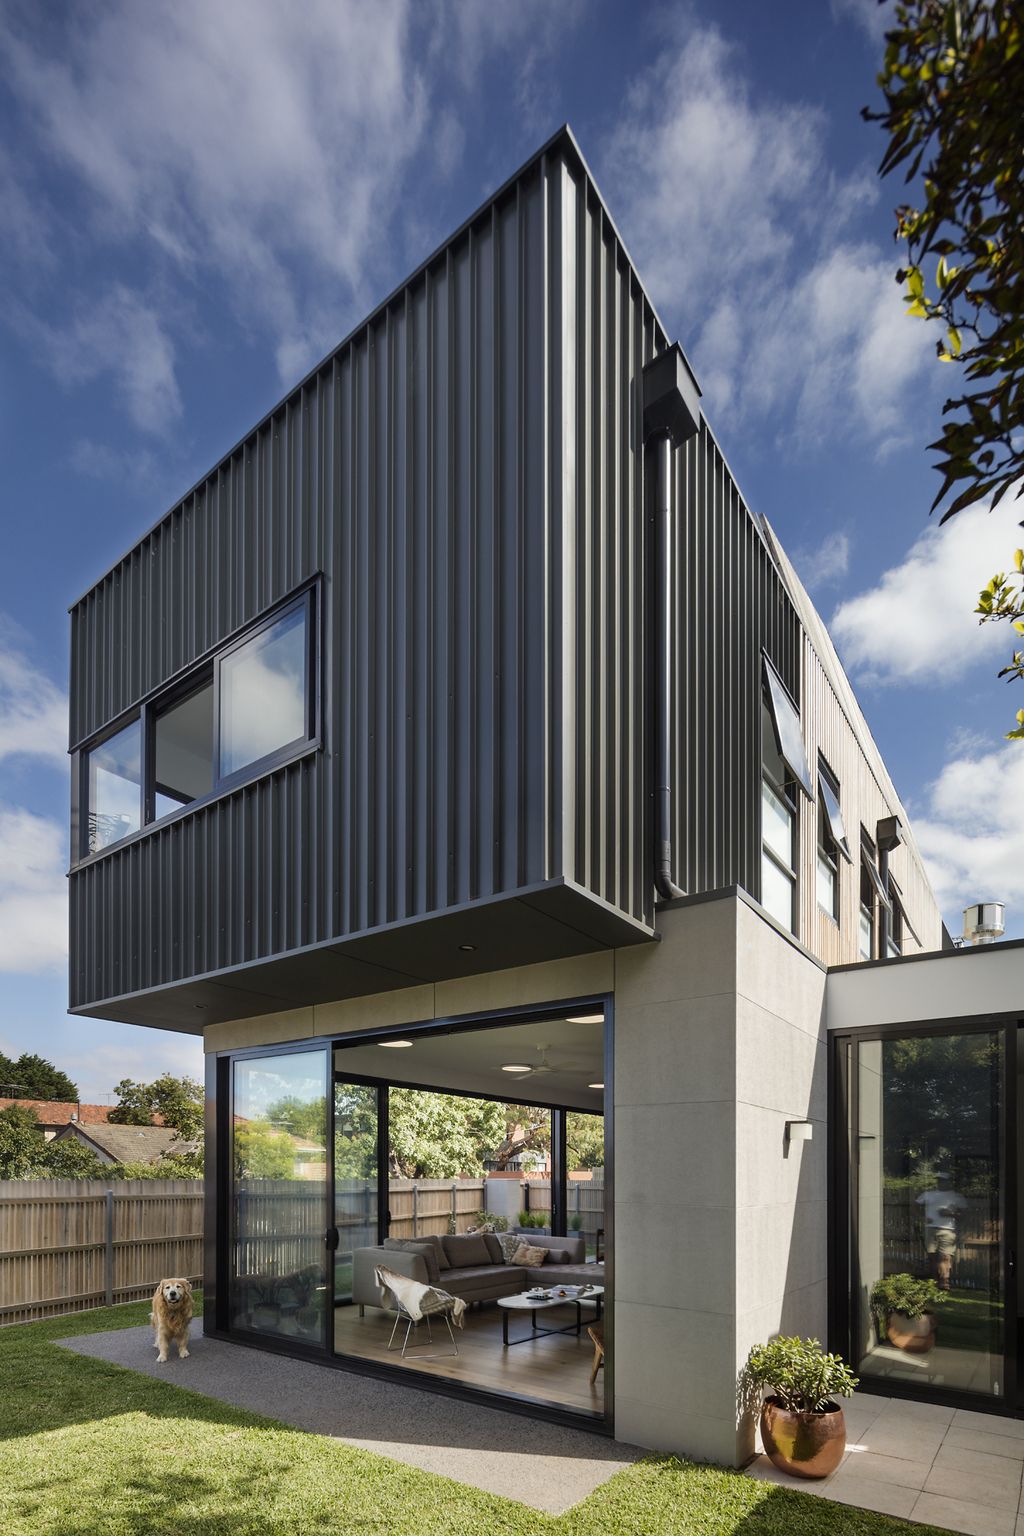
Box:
(450, 1182), (457, 1231)
(412, 1182), (418, 1236)
(104, 1189), (115, 1307)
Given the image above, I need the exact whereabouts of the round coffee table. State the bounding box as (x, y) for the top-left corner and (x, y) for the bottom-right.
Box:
(497, 1286), (604, 1347)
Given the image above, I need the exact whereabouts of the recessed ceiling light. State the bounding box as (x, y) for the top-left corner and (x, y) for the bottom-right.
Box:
(458, 943), (477, 953)
(588, 1082), (604, 1090)
(501, 1064), (531, 1073)
(378, 1040), (413, 1049)
(568, 1012), (603, 1024)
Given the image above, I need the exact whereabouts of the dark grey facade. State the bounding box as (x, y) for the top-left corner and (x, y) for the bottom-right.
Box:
(68, 127), (800, 1030)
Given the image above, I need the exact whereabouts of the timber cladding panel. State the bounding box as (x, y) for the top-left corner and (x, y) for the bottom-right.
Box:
(68, 135), (670, 1015)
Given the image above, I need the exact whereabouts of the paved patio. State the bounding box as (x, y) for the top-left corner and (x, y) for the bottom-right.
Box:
(746, 1392), (1024, 1536)
(60, 1325), (640, 1515)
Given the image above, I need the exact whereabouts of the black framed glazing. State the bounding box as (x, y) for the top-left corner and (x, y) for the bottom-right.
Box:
(74, 578), (321, 864)
(829, 1016), (1021, 1418)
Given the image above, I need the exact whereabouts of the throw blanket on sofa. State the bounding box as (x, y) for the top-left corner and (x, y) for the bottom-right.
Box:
(373, 1265), (467, 1329)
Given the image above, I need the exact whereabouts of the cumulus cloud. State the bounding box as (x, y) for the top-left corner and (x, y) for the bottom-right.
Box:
(914, 742), (1024, 928)
(0, 805), (67, 974)
(0, 621), (67, 767)
(601, 23), (935, 449)
(60, 1035), (206, 1104)
(831, 500), (1023, 684)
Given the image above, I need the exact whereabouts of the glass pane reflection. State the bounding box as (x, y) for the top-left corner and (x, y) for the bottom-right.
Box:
(219, 605), (308, 779)
(87, 721), (141, 852)
(854, 1031), (1004, 1398)
(231, 1051), (328, 1346)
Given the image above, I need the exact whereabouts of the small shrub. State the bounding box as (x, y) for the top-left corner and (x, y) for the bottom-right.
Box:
(568, 1213), (583, 1231)
(870, 1273), (947, 1323)
(746, 1336), (858, 1415)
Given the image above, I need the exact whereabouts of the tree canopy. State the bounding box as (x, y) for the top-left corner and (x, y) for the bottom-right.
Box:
(0, 1052), (78, 1102)
(866, 0), (1023, 522)
(0, 1105), (107, 1180)
(108, 1074), (204, 1140)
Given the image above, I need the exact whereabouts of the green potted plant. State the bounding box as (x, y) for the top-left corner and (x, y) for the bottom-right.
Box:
(746, 1336), (858, 1479)
(870, 1273), (946, 1352)
(568, 1213), (584, 1233)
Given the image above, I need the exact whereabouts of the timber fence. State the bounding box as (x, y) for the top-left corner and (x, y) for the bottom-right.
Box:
(0, 1179), (203, 1326)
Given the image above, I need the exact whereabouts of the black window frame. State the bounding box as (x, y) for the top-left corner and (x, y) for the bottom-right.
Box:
(760, 691), (799, 935)
(816, 757), (847, 926)
(858, 829), (880, 961)
(75, 579), (321, 866)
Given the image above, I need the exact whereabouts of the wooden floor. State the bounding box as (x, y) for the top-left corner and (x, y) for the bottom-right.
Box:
(333, 1299), (605, 1418)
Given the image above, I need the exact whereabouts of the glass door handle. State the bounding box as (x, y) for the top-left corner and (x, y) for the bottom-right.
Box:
(1009, 1249), (1016, 1278)
(325, 1227), (340, 1252)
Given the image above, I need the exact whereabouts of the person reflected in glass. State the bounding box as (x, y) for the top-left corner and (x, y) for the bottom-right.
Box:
(916, 1168), (967, 1291)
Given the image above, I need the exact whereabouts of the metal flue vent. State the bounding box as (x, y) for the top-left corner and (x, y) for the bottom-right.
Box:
(962, 903), (1006, 945)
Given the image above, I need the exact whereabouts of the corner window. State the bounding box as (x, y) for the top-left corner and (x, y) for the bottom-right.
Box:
(859, 859), (875, 960)
(887, 895), (904, 958)
(85, 720), (142, 854)
(761, 697), (797, 932)
(78, 588), (317, 860)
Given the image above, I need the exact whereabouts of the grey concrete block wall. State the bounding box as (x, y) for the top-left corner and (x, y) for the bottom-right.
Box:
(613, 897), (827, 1466)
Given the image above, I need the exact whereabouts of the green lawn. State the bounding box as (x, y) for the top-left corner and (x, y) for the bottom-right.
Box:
(0, 1298), (955, 1536)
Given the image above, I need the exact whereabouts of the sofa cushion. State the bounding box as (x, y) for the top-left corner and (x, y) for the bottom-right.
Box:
(415, 1233), (450, 1271)
(542, 1248), (571, 1265)
(482, 1233), (504, 1265)
(496, 1232), (522, 1263)
(542, 1264), (604, 1287)
(442, 1233), (493, 1268)
(441, 1265), (527, 1298)
(512, 1241), (547, 1268)
(383, 1238), (440, 1286)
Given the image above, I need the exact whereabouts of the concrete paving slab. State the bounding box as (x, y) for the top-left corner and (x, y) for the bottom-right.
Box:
(60, 1326), (641, 1515)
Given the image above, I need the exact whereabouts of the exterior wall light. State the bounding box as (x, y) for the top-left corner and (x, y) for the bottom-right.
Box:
(458, 943), (477, 952)
(377, 1040), (413, 1048)
(785, 1120), (813, 1143)
(501, 1064), (531, 1073)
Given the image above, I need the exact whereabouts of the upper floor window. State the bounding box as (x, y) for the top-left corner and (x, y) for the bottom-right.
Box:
(816, 759), (849, 923)
(859, 831), (890, 961)
(760, 659), (812, 935)
(86, 719), (142, 855)
(79, 588), (317, 861)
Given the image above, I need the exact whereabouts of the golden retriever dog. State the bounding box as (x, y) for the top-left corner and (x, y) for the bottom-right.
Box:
(150, 1278), (193, 1363)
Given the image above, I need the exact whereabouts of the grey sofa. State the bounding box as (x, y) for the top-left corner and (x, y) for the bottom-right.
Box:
(352, 1230), (603, 1315)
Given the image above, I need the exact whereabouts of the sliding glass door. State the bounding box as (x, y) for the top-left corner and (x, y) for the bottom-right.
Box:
(229, 1043), (332, 1350)
(837, 1024), (1009, 1403)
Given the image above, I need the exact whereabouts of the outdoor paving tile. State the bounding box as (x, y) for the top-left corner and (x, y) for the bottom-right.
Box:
(837, 1449), (932, 1490)
(942, 1429), (1024, 1465)
(743, 1455), (835, 1491)
(869, 1398), (955, 1428)
(953, 1410), (1024, 1440)
(859, 1427), (946, 1464)
(912, 1492), (1017, 1536)
(922, 1461), (1022, 1512)
(823, 1472), (919, 1519)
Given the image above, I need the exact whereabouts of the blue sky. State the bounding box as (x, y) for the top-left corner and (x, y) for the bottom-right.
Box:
(1, 0), (1021, 1104)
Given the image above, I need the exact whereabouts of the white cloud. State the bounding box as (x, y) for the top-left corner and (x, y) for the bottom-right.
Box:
(831, 500), (1023, 684)
(0, 620), (67, 767)
(25, 285), (181, 434)
(60, 1034), (206, 1105)
(602, 24), (935, 450)
(794, 531), (851, 591)
(831, 0), (894, 43)
(3, 0), (431, 388)
(914, 742), (1024, 931)
(0, 805), (67, 974)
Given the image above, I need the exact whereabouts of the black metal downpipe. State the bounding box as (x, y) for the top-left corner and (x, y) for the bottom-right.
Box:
(652, 430), (685, 902)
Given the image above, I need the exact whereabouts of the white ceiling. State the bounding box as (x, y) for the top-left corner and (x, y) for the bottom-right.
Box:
(333, 1015), (605, 1113)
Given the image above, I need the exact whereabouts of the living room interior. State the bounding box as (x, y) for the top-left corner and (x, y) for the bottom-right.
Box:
(330, 1010), (609, 1420)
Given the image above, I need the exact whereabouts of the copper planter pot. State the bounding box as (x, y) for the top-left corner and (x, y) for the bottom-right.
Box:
(886, 1310), (937, 1353)
(760, 1398), (846, 1479)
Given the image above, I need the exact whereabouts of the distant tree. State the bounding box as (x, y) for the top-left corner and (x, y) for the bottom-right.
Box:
(266, 1094), (326, 1142)
(234, 1120), (297, 1179)
(0, 1106), (106, 1180)
(566, 1112), (605, 1174)
(0, 1052), (78, 1101)
(386, 1090), (508, 1179)
(109, 1074), (203, 1140)
(865, 0), (1024, 732)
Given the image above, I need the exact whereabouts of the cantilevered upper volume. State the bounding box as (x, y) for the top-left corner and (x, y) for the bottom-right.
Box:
(67, 126), (941, 1031)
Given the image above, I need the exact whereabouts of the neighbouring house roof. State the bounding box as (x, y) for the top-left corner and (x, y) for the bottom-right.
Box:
(0, 1098), (123, 1128)
(52, 1122), (197, 1165)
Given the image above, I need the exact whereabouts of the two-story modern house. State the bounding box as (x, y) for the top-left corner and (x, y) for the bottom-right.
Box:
(68, 127), (1024, 1464)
